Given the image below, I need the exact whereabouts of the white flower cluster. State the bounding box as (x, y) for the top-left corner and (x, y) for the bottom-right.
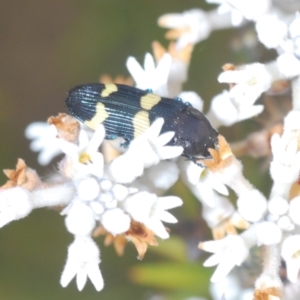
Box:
(2, 0), (300, 299)
(2, 120), (184, 291)
(164, 1), (300, 300)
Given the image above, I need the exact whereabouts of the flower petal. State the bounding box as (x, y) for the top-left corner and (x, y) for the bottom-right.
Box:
(60, 261), (78, 288)
(210, 258), (236, 282)
(87, 125), (105, 153)
(156, 196), (183, 210)
(144, 53), (156, 73)
(76, 267), (88, 291)
(145, 218), (169, 239)
(157, 210), (178, 223)
(86, 263), (104, 291)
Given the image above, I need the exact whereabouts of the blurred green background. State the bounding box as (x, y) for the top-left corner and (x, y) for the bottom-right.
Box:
(0, 1), (273, 299)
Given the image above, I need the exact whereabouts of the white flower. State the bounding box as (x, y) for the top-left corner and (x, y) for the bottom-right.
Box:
(147, 161), (179, 190)
(89, 201), (104, 216)
(180, 159), (204, 186)
(281, 235), (300, 283)
(25, 122), (61, 165)
(167, 57), (190, 97)
(107, 147), (143, 184)
(158, 9), (211, 48)
(255, 14), (287, 49)
(108, 118), (183, 183)
(133, 160), (180, 192)
(277, 216), (295, 232)
(63, 173), (132, 236)
(277, 53), (300, 78)
(58, 125), (105, 178)
(226, 0), (270, 22)
(77, 177), (100, 201)
(178, 91), (203, 112)
(142, 118), (184, 161)
(179, 159), (228, 207)
(100, 208), (131, 235)
(255, 222), (282, 245)
(237, 189), (267, 222)
(63, 200), (96, 236)
(206, 90), (264, 128)
(60, 237), (104, 291)
(210, 274), (254, 300)
(206, 0), (245, 26)
(218, 63), (273, 106)
(95, 181), (126, 211)
(268, 196), (289, 216)
(126, 53), (172, 96)
(289, 197), (300, 226)
(201, 235), (249, 282)
(0, 187), (33, 227)
(270, 133), (300, 185)
(111, 184), (129, 201)
(289, 13), (300, 39)
(124, 191), (183, 239)
(208, 0), (271, 24)
(288, 14), (300, 59)
(201, 193), (235, 229)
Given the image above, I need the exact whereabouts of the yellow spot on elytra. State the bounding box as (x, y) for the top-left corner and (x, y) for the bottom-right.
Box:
(101, 84), (118, 97)
(79, 152), (91, 164)
(84, 102), (109, 129)
(133, 111), (150, 138)
(140, 94), (161, 110)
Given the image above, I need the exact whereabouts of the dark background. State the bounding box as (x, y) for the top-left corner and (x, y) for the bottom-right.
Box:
(0, 1), (271, 299)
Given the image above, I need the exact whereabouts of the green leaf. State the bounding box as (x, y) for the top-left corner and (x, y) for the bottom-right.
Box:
(148, 236), (188, 262)
(128, 262), (212, 295)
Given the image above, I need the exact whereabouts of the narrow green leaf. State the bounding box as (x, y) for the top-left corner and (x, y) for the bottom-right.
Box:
(129, 262), (212, 294)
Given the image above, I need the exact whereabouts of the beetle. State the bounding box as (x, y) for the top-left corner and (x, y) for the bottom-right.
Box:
(65, 83), (219, 161)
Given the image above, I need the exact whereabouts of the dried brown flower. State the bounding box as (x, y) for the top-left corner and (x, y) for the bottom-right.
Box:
(93, 221), (158, 260)
(152, 40), (194, 64)
(93, 226), (127, 256)
(2, 158), (41, 190)
(126, 221), (158, 260)
(202, 135), (234, 172)
(254, 287), (281, 300)
(99, 74), (134, 86)
(212, 215), (249, 240)
(48, 113), (80, 143)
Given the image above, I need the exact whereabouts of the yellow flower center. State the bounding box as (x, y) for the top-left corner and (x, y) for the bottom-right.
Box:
(200, 168), (208, 180)
(292, 249), (300, 259)
(79, 152), (91, 164)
